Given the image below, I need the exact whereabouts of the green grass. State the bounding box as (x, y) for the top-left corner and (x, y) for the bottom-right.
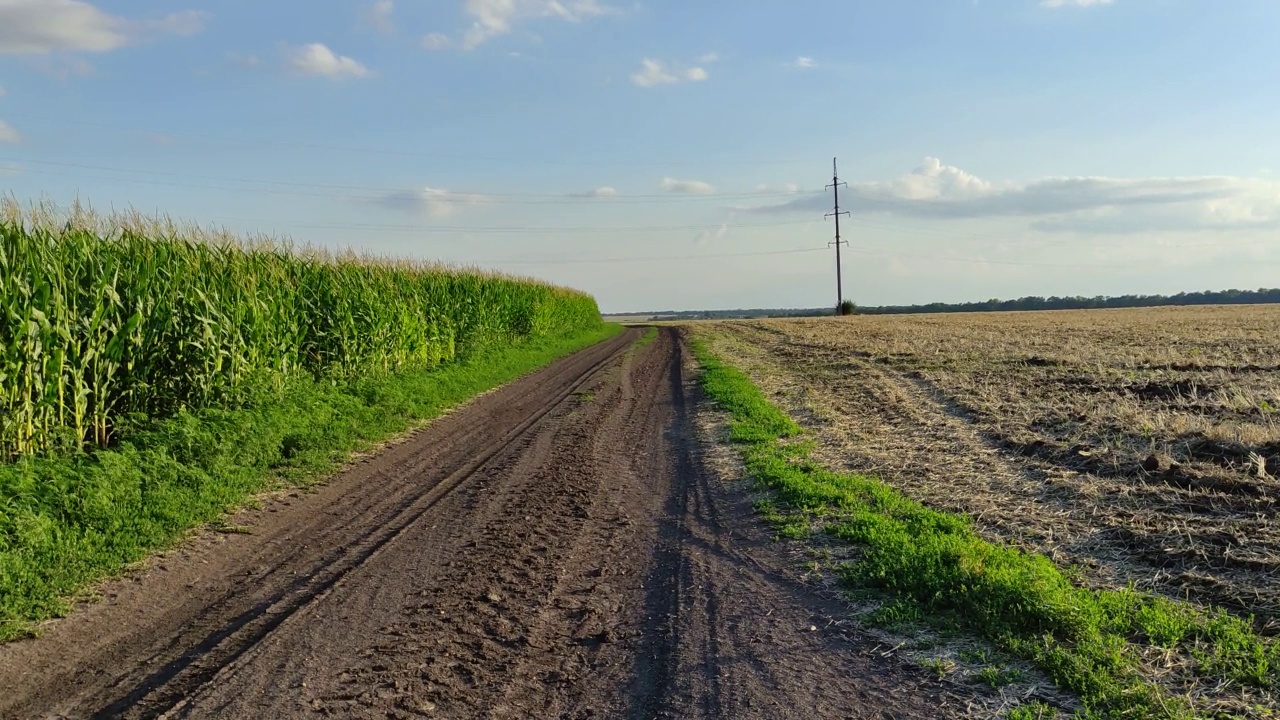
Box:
(1008, 702), (1060, 720)
(690, 338), (1280, 719)
(974, 664), (1027, 688)
(0, 323), (621, 641)
(636, 326), (659, 347)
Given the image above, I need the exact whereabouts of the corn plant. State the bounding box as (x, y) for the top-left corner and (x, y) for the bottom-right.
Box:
(0, 200), (602, 458)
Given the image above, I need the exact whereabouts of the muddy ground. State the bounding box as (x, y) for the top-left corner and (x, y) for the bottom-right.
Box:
(0, 327), (981, 720)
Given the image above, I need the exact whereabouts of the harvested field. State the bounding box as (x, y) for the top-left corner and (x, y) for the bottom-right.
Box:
(692, 306), (1280, 715)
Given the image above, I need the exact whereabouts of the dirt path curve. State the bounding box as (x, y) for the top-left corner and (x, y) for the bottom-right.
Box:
(0, 328), (966, 720)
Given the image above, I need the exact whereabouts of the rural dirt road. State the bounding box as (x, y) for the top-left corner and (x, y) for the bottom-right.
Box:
(0, 328), (970, 719)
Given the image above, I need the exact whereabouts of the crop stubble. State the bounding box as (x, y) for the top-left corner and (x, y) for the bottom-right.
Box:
(697, 307), (1280, 629)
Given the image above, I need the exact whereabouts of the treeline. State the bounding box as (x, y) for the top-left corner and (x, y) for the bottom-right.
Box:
(858, 288), (1280, 315)
(609, 287), (1280, 321)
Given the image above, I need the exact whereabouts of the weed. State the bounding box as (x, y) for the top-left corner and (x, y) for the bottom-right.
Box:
(922, 657), (957, 679)
(866, 599), (925, 630)
(973, 665), (1025, 688)
(1006, 701), (1058, 720)
(961, 647), (996, 664)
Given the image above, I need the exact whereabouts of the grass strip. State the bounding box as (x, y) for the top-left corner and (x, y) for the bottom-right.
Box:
(691, 339), (1279, 720)
(0, 323), (622, 641)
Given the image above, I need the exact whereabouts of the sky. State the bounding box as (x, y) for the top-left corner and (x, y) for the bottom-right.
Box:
(1, 0), (1279, 313)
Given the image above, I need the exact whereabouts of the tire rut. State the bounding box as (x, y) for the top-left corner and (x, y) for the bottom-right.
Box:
(0, 331), (638, 720)
(3, 326), (973, 720)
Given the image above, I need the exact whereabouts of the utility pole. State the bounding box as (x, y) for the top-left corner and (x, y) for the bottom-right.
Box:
(825, 157), (850, 314)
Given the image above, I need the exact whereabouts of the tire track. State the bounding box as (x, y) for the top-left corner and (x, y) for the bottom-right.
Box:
(3, 326), (974, 720)
(0, 330), (638, 720)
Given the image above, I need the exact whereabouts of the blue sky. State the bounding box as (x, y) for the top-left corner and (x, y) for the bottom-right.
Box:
(2, 0), (1279, 312)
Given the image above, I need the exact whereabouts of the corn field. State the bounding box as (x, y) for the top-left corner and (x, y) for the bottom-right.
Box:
(0, 202), (602, 458)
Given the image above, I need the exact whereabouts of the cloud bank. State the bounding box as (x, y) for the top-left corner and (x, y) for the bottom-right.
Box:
(660, 177), (715, 195)
(747, 157), (1280, 233)
(462, 0), (612, 49)
(0, 1), (207, 54)
(375, 187), (491, 218)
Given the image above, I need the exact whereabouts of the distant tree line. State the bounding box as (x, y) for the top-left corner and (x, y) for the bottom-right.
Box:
(606, 288), (1280, 321)
(856, 288), (1280, 315)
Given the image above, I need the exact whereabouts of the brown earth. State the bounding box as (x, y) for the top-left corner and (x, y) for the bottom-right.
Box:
(0, 327), (972, 720)
(690, 310), (1280, 717)
(692, 310), (1280, 633)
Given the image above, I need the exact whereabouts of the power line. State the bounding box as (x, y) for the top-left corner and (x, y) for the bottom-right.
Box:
(477, 247), (828, 265)
(2, 159), (824, 204)
(846, 246), (1118, 269)
(209, 217), (826, 235)
(0, 113), (814, 168)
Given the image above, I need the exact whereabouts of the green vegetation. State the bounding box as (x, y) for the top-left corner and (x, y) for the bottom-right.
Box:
(1, 203), (600, 458)
(0, 202), (616, 640)
(636, 326), (659, 347)
(691, 340), (1280, 719)
(1007, 702), (1059, 720)
(0, 317), (619, 641)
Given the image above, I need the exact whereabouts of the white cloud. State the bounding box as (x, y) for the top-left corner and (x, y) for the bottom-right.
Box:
(1040, 0), (1114, 7)
(660, 177), (715, 195)
(0, 1), (207, 54)
(631, 58), (708, 87)
(696, 52), (719, 64)
(0, 119), (21, 143)
(422, 32), (452, 50)
(363, 0), (395, 33)
(757, 183), (801, 194)
(462, 0), (613, 49)
(791, 56), (816, 69)
(747, 157), (1280, 234)
(631, 58), (675, 86)
(375, 187), (491, 218)
(286, 44), (371, 80)
(570, 186), (618, 198)
(0, 0), (125, 52)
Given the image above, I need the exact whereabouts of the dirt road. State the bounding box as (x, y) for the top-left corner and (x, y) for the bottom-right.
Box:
(0, 328), (967, 719)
